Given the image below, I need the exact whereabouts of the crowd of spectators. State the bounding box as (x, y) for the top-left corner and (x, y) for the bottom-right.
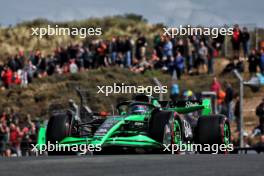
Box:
(0, 110), (37, 156)
(210, 75), (264, 150)
(0, 31), (227, 89)
(230, 25), (264, 75)
(1, 25), (264, 90)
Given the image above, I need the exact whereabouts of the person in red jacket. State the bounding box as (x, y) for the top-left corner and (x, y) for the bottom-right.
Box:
(1, 67), (13, 89)
(232, 24), (241, 60)
(210, 77), (222, 93)
(9, 123), (23, 156)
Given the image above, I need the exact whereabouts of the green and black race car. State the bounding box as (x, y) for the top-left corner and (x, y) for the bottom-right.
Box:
(37, 91), (231, 154)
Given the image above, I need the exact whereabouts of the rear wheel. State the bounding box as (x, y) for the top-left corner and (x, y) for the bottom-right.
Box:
(46, 113), (73, 155)
(196, 115), (231, 153)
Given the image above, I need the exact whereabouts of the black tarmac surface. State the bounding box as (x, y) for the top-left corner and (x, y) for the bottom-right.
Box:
(0, 154), (263, 176)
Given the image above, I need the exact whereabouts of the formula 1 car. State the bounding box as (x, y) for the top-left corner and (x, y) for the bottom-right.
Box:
(37, 90), (231, 154)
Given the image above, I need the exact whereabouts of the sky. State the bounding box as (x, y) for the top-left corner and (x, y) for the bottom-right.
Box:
(1, 0), (263, 27)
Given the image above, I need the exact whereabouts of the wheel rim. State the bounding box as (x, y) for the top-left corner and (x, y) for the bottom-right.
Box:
(65, 117), (71, 136)
(223, 123), (230, 145)
(163, 124), (172, 145)
(163, 118), (182, 145)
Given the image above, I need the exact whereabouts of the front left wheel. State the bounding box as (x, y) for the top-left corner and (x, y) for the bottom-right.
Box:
(149, 111), (183, 153)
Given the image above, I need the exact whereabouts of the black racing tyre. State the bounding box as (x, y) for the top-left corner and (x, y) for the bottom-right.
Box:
(149, 110), (183, 154)
(196, 115), (231, 153)
(46, 113), (72, 144)
(149, 110), (172, 143)
(46, 113), (72, 155)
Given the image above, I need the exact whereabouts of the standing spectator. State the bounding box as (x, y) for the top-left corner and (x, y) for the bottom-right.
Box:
(241, 27), (250, 58)
(20, 68), (28, 88)
(7, 57), (18, 72)
(248, 49), (259, 76)
(20, 114), (36, 156)
(153, 35), (164, 61)
(14, 55), (23, 71)
(211, 77), (224, 113)
(174, 39), (185, 56)
(225, 82), (234, 121)
(163, 36), (173, 64)
(0, 114), (9, 156)
(82, 47), (93, 69)
(96, 41), (108, 67)
(259, 49), (264, 75)
(232, 24), (241, 60)
(1, 66), (13, 89)
(37, 56), (47, 78)
(116, 36), (124, 63)
(109, 37), (117, 64)
(68, 44), (78, 59)
(57, 47), (69, 67)
(186, 38), (194, 73)
(174, 51), (185, 80)
(135, 33), (147, 60)
(32, 50), (41, 66)
(256, 98), (264, 134)
(210, 77), (222, 93)
(212, 33), (225, 55)
(9, 123), (23, 156)
(75, 45), (85, 71)
(198, 41), (208, 74)
(191, 36), (200, 70)
(46, 55), (56, 76)
(24, 60), (36, 83)
(123, 36), (133, 68)
(18, 50), (25, 69)
(207, 40), (215, 75)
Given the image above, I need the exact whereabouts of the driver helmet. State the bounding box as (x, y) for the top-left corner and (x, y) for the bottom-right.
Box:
(183, 89), (197, 101)
(130, 105), (148, 114)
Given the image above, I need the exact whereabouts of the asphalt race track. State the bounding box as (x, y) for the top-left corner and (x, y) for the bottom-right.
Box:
(0, 155), (263, 176)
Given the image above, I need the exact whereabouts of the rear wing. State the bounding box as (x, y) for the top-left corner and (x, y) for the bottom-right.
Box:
(163, 99), (212, 115)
